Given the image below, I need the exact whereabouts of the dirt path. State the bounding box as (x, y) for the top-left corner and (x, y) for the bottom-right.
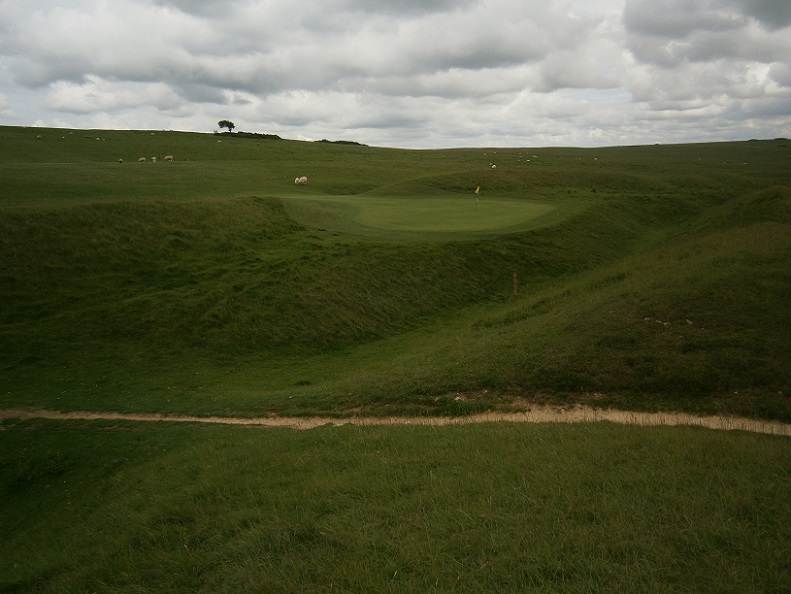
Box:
(1, 407), (790, 436)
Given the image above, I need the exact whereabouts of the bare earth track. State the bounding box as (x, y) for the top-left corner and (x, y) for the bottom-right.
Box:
(1, 407), (790, 436)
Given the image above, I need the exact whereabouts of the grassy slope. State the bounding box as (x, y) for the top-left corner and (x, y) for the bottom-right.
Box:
(1, 127), (790, 419)
(2, 418), (790, 594)
(1, 128), (790, 593)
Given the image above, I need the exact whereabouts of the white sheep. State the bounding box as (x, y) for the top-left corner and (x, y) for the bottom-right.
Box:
(151, 156), (157, 163)
(164, 155), (173, 162)
(138, 157), (146, 162)
(295, 176), (308, 185)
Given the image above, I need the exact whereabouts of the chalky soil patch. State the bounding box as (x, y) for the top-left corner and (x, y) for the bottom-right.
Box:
(1, 407), (789, 436)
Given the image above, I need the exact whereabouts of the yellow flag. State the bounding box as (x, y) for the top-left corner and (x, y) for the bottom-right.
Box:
(475, 186), (480, 195)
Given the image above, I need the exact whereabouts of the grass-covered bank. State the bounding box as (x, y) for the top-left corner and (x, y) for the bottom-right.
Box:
(1, 127), (790, 419)
(2, 418), (790, 593)
(1, 127), (790, 593)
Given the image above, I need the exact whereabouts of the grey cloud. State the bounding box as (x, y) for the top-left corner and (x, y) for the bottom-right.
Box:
(150, 0), (242, 17)
(347, 113), (428, 130)
(13, 51), (77, 86)
(636, 28), (789, 67)
(5, 3), (213, 87)
(536, 60), (621, 92)
(624, 0), (791, 39)
(169, 81), (230, 105)
(386, 9), (586, 79)
(403, 39), (541, 75)
(694, 28), (788, 62)
(624, 0), (744, 38)
(727, 0), (791, 30)
(344, 0), (477, 16)
(0, 14), (14, 52)
(370, 68), (529, 100)
(628, 59), (776, 105)
(3, 0), (599, 101)
(2, 0), (789, 148)
(738, 95), (791, 117)
(624, 0), (791, 68)
(44, 76), (179, 114)
(768, 63), (791, 87)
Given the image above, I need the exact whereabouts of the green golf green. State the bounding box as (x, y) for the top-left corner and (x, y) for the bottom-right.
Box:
(282, 194), (567, 238)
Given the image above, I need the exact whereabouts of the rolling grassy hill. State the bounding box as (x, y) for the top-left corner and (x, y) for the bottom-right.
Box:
(1, 126), (789, 419)
(1, 126), (790, 593)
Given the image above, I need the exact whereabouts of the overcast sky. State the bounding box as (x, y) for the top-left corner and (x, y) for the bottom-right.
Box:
(1, 0), (789, 148)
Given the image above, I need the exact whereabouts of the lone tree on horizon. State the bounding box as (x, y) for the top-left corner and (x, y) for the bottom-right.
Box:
(218, 120), (235, 133)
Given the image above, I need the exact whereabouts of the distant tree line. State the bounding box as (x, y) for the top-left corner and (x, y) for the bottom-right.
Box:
(316, 139), (368, 146)
(215, 120), (366, 144)
(214, 122), (282, 140)
(216, 131), (282, 140)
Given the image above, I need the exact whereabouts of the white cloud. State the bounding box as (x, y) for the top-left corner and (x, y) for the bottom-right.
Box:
(45, 75), (179, 113)
(0, 0), (789, 147)
(620, 0), (791, 143)
(0, 92), (13, 118)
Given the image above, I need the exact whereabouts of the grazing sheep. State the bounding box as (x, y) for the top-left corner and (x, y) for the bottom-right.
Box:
(138, 157), (146, 162)
(491, 164), (496, 169)
(151, 156), (157, 163)
(164, 155), (173, 162)
(119, 159), (123, 164)
(295, 176), (308, 185)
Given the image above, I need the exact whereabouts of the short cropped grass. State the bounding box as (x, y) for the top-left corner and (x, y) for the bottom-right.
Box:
(2, 418), (790, 593)
(282, 194), (572, 239)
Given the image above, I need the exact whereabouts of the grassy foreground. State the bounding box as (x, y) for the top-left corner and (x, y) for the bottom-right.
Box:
(2, 417), (790, 593)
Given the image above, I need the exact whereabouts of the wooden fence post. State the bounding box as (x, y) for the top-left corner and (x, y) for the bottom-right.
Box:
(513, 272), (518, 304)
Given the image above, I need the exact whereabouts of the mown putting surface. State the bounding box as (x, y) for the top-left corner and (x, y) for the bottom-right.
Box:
(283, 195), (568, 238)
